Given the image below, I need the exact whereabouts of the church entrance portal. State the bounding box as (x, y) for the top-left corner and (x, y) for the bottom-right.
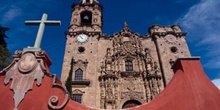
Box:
(122, 100), (142, 109)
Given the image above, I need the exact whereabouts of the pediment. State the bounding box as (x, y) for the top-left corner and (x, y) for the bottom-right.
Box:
(72, 89), (85, 94)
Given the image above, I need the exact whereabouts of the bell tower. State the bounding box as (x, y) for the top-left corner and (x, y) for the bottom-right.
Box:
(69, 0), (102, 33)
(61, 0), (103, 108)
(149, 25), (191, 84)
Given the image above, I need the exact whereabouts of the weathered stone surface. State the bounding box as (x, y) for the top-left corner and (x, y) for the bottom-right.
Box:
(60, 0), (192, 109)
(61, 0), (191, 109)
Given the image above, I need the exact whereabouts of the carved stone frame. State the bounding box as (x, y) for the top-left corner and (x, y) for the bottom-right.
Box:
(72, 59), (88, 81)
(119, 98), (145, 109)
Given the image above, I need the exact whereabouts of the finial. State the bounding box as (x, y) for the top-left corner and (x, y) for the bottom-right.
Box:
(81, 0), (99, 4)
(124, 21), (128, 28)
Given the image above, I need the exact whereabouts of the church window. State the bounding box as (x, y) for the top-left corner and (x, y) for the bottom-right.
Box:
(125, 60), (133, 71)
(80, 11), (92, 26)
(72, 94), (82, 103)
(75, 69), (83, 80)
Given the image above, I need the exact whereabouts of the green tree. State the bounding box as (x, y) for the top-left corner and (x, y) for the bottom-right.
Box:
(0, 25), (10, 70)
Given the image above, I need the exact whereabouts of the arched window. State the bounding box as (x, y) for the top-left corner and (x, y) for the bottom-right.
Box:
(125, 60), (133, 71)
(80, 11), (92, 26)
(75, 69), (83, 80)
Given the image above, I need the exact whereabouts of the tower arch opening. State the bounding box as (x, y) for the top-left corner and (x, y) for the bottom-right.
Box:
(80, 11), (92, 26)
(122, 100), (142, 109)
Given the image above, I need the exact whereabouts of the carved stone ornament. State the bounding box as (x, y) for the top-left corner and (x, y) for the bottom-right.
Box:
(81, 0), (99, 4)
(149, 25), (186, 37)
(121, 92), (144, 100)
(122, 41), (136, 55)
(48, 74), (69, 110)
(164, 34), (177, 45)
(4, 51), (45, 110)
(2, 50), (69, 110)
(98, 24), (165, 109)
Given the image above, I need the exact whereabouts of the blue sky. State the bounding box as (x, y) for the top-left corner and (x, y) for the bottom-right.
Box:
(0, 0), (219, 88)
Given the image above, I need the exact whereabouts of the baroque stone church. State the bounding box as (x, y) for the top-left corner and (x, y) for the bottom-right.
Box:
(61, 0), (190, 109)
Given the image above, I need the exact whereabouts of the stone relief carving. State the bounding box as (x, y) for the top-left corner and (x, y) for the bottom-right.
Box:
(121, 41), (136, 55)
(48, 74), (69, 110)
(164, 34), (177, 45)
(121, 92), (144, 100)
(99, 25), (165, 109)
(144, 48), (164, 100)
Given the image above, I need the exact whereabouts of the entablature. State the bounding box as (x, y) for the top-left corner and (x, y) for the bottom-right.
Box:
(72, 79), (91, 86)
(148, 25), (187, 38)
(120, 71), (141, 77)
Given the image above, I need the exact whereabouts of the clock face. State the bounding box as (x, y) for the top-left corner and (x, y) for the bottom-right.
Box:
(165, 35), (177, 44)
(77, 34), (88, 43)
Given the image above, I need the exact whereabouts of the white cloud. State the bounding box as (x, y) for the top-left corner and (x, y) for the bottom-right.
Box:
(212, 78), (220, 89)
(1, 5), (22, 24)
(0, 0), (65, 53)
(0, 0), (52, 24)
(178, 0), (220, 30)
(204, 58), (220, 69)
(176, 0), (220, 69)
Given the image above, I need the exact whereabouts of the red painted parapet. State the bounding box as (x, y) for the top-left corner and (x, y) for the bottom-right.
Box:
(1, 50), (219, 110)
(0, 50), (95, 110)
(0, 50), (68, 110)
(130, 57), (220, 110)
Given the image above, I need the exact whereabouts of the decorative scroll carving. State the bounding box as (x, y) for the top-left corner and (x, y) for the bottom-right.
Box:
(48, 74), (69, 110)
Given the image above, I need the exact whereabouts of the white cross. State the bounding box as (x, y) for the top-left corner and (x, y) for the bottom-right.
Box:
(25, 13), (61, 48)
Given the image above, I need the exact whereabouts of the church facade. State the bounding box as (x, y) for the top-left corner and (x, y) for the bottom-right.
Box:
(61, 0), (191, 109)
